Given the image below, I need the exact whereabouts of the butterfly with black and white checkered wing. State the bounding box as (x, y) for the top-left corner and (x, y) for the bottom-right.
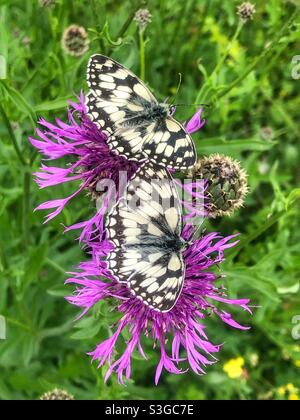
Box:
(106, 162), (186, 312)
(86, 54), (196, 170)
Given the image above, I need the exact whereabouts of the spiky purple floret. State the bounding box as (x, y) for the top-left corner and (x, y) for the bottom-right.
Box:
(66, 224), (251, 385)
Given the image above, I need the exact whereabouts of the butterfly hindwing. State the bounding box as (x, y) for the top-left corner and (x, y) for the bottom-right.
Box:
(106, 163), (185, 312)
(138, 116), (197, 169)
(86, 54), (196, 170)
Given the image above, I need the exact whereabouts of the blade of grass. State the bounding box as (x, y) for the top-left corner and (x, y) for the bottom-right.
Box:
(0, 100), (27, 166)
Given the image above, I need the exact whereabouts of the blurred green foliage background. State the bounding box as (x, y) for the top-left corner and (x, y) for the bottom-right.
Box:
(0, 0), (300, 400)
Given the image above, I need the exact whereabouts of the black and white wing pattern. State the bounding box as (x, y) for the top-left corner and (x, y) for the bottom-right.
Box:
(86, 54), (196, 170)
(106, 162), (186, 312)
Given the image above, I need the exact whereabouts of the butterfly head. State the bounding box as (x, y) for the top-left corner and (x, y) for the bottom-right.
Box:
(168, 105), (177, 116)
(158, 103), (176, 117)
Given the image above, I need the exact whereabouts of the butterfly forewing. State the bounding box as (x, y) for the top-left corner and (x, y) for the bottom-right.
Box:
(87, 54), (156, 103)
(106, 163), (185, 312)
(86, 54), (155, 129)
(86, 54), (196, 170)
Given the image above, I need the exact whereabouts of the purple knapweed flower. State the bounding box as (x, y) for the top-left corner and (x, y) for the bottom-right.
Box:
(66, 222), (251, 385)
(29, 93), (206, 240)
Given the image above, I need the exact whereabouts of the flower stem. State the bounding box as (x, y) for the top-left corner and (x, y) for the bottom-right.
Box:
(22, 173), (31, 247)
(91, 0), (106, 52)
(117, 0), (147, 40)
(212, 20), (244, 79)
(40, 321), (74, 339)
(45, 257), (67, 275)
(107, 0), (148, 56)
(195, 20), (244, 105)
(139, 29), (146, 80)
(0, 101), (27, 166)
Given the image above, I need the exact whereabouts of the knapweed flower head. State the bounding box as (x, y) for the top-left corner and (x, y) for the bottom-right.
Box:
(62, 25), (90, 57)
(67, 222), (251, 385)
(134, 9), (152, 31)
(40, 388), (74, 400)
(260, 126), (274, 141)
(237, 2), (256, 22)
(190, 154), (249, 218)
(29, 93), (206, 241)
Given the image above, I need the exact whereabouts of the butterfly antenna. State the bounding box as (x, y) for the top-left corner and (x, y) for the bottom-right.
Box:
(187, 219), (205, 243)
(175, 103), (211, 108)
(186, 221), (210, 263)
(169, 73), (182, 105)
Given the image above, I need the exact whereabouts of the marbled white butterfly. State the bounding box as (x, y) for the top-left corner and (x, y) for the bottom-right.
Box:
(106, 162), (187, 312)
(86, 54), (196, 170)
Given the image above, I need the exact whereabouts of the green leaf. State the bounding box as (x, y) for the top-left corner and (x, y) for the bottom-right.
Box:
(70, 324), (101, 340)
(1, 81), (36, 124)
(277, 282), (299, 295)
(47, 285), (68, 297)
(23, 243), (48, 288)
(226, 267), (280, 303)
(101, 22), (123, 47)
(196, 137), (276, 154)
(34, 96), (76, 113)
(286, 188), (300, 209)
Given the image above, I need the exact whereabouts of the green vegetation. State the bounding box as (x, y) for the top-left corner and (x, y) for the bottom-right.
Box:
(0, 0), (299, 400)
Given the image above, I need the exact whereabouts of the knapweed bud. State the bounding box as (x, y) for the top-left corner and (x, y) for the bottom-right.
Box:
(237, 2), (256, 22)
(61, 25), (90, 57)
(190, 154), (248, 218)
(40, 388), (74, 401)
(39, 0), (56, 7)
(22, 36), (31, 46)
(260, 126), (274, 141)
(134, 9), (152, 30)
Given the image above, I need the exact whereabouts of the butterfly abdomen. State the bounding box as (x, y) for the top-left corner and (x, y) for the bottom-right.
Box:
(126, 233), (185, 255)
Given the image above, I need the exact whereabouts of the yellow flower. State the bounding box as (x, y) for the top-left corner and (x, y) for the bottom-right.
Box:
(277, 386), (286, 397)
(294, 360), (300, 368)
(223, 357), (245, 379)
(277, 383), (299, 399)
(286, 383), (298, 394)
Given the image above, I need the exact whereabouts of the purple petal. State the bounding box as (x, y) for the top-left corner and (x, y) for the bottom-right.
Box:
(186, 108), (206, 134)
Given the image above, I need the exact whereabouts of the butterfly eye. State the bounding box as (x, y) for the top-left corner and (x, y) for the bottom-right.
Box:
(169, 105), (177, 116)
